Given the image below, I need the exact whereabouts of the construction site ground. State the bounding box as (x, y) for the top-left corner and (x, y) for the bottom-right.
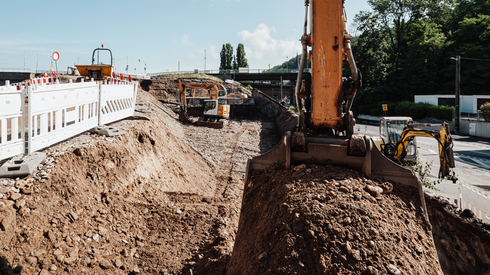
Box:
(1, 76), (490, 275)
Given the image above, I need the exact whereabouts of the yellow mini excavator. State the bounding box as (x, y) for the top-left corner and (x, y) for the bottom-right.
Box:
(245, 0), (456, 216)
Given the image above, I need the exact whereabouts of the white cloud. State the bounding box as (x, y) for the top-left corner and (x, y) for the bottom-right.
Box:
(173, 35), (194, 47)
(209, 45), (220, 60)
(238, 24), (301, 60)
(182, 35), (194, 47)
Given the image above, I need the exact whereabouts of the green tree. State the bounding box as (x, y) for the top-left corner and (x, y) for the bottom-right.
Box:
(219, 43), (234, 71)
(236, 43), (249, 69)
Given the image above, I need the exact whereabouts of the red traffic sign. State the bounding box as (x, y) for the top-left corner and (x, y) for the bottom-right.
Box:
(52, 52), (60, 62)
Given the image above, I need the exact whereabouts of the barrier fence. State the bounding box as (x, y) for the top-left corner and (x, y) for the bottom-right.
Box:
(0, 83), (25, 160)
(427, 181), (490, 224)
(0, 78), (137, 161)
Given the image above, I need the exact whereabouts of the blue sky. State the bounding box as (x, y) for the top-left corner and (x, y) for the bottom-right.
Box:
(0, 0), (371, 74)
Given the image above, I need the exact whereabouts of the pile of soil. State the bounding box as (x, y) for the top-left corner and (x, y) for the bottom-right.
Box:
(140, 77), (250, 103)
(228, 164), (443, 275)
(0, 82), (277, 274)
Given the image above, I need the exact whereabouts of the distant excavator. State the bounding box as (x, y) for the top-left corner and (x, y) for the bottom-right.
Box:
(178, 79), (243, 129)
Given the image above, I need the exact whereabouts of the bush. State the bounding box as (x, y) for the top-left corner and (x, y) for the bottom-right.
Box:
(481, 102), (490, 121)
(395, 101), (415, 116)
(370, 107), (383, 116)
(408, 104), (427, 119)
(426, 105), (454, 120)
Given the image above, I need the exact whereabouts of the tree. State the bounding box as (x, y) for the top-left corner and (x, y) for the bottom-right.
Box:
(219, 43), (234, 71)
(235, 43), (249, 69)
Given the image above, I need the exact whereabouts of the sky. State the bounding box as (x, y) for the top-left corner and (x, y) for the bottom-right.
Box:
(0, 0), (371, 74)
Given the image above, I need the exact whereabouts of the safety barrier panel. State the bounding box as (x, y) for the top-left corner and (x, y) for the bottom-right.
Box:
(99, 81), (137, 125)
(27, 80), (100, 153)
(0, 81), (25, 160)
(461, 183), (490, 224)
(0, 76), (138, 163)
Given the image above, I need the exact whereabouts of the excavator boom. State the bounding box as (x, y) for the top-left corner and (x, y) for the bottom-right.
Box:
(245, 0), (440, 217)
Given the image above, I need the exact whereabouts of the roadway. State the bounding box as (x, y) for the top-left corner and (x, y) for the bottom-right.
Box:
(356, 123), (490, 193)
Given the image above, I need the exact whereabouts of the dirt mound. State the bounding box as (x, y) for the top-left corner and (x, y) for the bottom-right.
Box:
(141, 77), (250, 103)
(0, 82), (279, 274)
(228, 164), (443, 275)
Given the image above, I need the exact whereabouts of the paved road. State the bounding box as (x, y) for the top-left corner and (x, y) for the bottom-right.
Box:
(356, 123), (490, 193)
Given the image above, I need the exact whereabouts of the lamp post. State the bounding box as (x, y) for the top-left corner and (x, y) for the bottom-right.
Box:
(204, 50), (206, 73)
(138, 59), (147, 75)
(450, 56), (461, 133)
(286, 56), (289, 73)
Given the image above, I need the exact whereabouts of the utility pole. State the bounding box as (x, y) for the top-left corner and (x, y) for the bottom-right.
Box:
(204, 50), (206, 73)
(24, 50), (26, 72)
(455, 55), (461, 133)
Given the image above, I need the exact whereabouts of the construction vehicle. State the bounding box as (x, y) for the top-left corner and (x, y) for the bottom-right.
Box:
(244, 0), (456, 216)
(374, 117), (418, 163)
(375, 121), (455, 179)
(75, 45), (114, 80)
(178, 79), (230, 129)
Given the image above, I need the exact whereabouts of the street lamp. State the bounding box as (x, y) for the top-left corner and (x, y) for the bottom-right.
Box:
(286, 56), (289, 73)
(139, 59), (147, 75)
(450, 56), (461, 132)
(204, 50), (206, 73)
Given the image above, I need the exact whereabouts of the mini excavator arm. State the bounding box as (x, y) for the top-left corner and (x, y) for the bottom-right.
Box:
(393, 123), (456, 179)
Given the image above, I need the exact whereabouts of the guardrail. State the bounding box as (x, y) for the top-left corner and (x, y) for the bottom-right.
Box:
(0, 77), (137, 162)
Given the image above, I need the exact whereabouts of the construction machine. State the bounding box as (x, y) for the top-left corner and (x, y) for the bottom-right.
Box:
(245, 0), (455, 216)
(75, 45), (114, 80)
(178, 79), (230, 129)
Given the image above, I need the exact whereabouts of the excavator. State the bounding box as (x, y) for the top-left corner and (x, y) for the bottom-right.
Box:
(245, 0), (456, 216)
(177, 79), (231, 129)
(376, 122), (456, 180)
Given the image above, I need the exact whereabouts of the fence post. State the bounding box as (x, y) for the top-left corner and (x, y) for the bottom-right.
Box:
(27, 86), (33, 154)
(98, 82), (103, 126)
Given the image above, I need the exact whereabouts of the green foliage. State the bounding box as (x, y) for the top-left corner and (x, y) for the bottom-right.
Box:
(289, 105), (298, 113)
(395, 101), (416, 116)
(236, 43), (249, 69)
(407, 153), (441, 190)
(427, 105), (454, 120)
(370, 107), (383, 116)
(480, 102), (490, 121)
(245, 84), (253, 92)
(409, 104), (428, 119)
(220, 43), (234, 71)
(352, 0), (490, 114)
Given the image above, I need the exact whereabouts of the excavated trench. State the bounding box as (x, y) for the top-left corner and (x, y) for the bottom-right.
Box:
(0, 77), (489, 274)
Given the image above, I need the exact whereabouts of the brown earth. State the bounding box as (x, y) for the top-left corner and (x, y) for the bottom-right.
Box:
(2, 76), (490, 275)
(228, 164), (443, 275)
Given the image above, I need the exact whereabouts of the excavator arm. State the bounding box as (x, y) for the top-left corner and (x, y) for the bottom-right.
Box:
(393, 123), (456, 178)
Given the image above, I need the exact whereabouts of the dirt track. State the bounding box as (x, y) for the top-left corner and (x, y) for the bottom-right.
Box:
(1, 76), (490, 274)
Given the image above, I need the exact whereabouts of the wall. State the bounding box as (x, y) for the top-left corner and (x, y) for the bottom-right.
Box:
(460, 118), (490, 138)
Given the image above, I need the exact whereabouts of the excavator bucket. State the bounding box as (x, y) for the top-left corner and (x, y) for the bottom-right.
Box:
(246, 132), (428, 216)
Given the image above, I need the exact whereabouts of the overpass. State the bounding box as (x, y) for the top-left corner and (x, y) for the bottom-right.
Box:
(149, 69), (311, 82)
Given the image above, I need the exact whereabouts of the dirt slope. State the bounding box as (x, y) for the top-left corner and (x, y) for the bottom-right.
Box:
(0, 84), (278, 274)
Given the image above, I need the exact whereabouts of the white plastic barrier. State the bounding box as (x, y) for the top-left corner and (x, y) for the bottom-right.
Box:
(0, 81), (25, 160)
(27, 80), (100, 153)
(461, 183), (490, 224)
(99, 81), (137, 125)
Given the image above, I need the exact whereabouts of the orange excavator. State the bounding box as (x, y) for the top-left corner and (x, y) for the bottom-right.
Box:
(245, 0), (453, 216)
(178, 79), (231, 129)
